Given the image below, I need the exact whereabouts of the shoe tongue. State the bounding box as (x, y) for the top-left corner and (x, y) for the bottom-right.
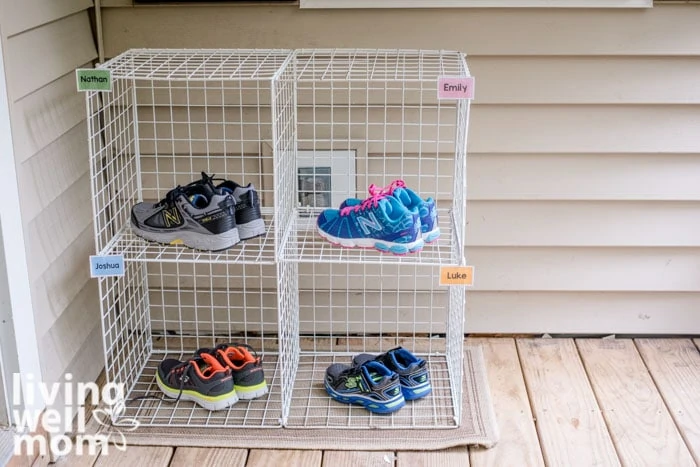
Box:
(360, 361), (387, 386)
(194, 348), (213, 357)
(378, 196), (402, 216)
(392, 187), (410, 205)
(198, 352), (224, 372)
(225, 346), (247, 362)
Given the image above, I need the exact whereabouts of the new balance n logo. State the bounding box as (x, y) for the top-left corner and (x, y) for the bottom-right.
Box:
(356, 212), (383, 235)
(163, 208), (182, 227)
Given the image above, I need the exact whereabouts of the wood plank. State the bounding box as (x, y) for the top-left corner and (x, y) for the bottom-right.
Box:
(247, 449), (322, 467)
(38, 281), (100, 382)
(467, 153), (700, 202)
(397, 447), (469, 466)
(137, 104), (700, 154)
(322, 451), (394, 467)
(469, 105), (700, 154)
(93, 446), (173, 467)
(470, 56), (700, 104)
(128, 56), (700, 106)
(635, 339), (700, 463)
(32, 227), (95, 339)
(169, 447), (246, 467)
(102, 0), (131, 6)
(695, 339), (700, 352)
(466, 201), (700, 247)
(19, 122), (90, 222)
(26, 172), (92, 282)
(516, 339), (619, 467)
(0, 0), (93, 38)
(577, 339), (695, 466)
(468, 247), (700, 292)
(102, 5), (700, 56)
(53, 447), (100, 467)
(12, 64), (91, 164)
(467, 338), (544, 467)
(150, 289), (700, 336)
(4, 12), (97, 100)
(467, 292), (700, 335)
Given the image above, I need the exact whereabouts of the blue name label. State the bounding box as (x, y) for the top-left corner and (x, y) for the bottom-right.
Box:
(90, 255), (125, 278)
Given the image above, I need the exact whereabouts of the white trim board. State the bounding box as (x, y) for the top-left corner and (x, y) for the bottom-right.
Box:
(0, 228), (10, 427)
(0, 428), (13, 467)
(0, 32), (44, 415)
(300, 0), (651, 8)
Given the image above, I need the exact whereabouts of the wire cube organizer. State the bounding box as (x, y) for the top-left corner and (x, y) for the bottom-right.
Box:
(86, 48), (472, 431)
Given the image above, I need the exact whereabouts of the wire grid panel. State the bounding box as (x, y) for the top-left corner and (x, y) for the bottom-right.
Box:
(105, 211), (277, 264)
(282, 49), (469, 266)
(271, 55), (298, 258)
(87, 49), (295, 428)
(118, 352), (283, 428)
(284, 49), (470, 429)
(297, 263), (449, 354)
(90, 48), (294, 257)
(98, 262), (151, 407)
(286, 354), (457, 429)
(276, 260), (300, 425)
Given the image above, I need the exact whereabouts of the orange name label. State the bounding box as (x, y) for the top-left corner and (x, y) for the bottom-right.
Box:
(439, 266), (474, 286)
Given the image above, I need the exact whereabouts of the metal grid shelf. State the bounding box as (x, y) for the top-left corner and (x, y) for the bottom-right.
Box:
(102, 214), (277, 265)
(88, 48), (471, 431)
(294, 49), (470, 81)
(281, 208), (461, 266)
(117, 351), (283, 428)
(100, 48), (294, 81)
(286, 353), (457, 429)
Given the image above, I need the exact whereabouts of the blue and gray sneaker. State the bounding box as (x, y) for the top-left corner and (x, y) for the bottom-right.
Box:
(316, 193), (423, 255)
(324, 360), (405, 414)
(340, 180), (439, 243)
(352, 347), (431, 401)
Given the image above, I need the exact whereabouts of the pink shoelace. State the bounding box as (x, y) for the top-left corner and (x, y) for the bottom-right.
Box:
(339, 179), (406, 216)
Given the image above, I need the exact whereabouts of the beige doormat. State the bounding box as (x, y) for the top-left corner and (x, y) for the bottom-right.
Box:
(89, 347), (499, 451)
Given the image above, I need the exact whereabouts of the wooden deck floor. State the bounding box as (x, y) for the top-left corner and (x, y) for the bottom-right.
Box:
(15, 338), (700, 467)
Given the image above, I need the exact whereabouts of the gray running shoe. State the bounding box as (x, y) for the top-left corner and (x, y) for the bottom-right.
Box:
(215, 179), (265, 240)
(130, 180), (240, 251)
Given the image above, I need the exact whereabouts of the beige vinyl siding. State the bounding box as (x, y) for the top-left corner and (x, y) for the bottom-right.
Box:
(0, 2), (101, 399)
(101, 4), (700, 334)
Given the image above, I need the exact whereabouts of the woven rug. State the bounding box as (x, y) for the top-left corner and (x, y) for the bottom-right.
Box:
(89, 346), (499, 451)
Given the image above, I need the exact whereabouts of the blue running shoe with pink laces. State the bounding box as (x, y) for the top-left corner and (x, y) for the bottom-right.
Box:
(316, 191), (423, 256)
(340, 180), (439, 243)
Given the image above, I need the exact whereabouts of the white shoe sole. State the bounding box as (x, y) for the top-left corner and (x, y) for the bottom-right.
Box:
(317, 226), (424, 255)
(237, 218), (266, 240)
(132, 224), (240, 251)
(156, 372), (239, 411)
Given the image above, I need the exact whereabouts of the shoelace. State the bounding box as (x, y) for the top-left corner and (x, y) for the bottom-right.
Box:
(369, 179), (406, 198)
(338, 179), (407, 216)
(154, 172), (220, 208)
(154, 186), (184, 208)
(126, 361), (190, 405)
(339, 184), (385, 216)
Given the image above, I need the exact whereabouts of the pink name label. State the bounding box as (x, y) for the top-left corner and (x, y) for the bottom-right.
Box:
(438, 77), (475, 99)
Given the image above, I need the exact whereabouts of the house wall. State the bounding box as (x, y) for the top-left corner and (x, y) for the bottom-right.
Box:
(99, 3), (700, 334)
(0, 0), (103, 406)
(0, 224), (10, 427)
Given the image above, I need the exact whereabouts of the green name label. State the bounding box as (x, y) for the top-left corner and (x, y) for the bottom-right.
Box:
(76, 69), (112, 92)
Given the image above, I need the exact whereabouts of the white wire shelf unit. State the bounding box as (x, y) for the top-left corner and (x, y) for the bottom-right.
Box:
(280, 49), (471, 429)
(104, 212), (277, 265)
(87, 49), (297, 428)
(86, 48), (471, 431)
